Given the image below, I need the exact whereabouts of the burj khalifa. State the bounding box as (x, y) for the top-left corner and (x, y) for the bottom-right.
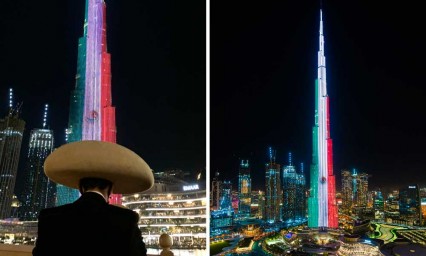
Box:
(308, 9), (338, 228)
(58, 0), (119, 205)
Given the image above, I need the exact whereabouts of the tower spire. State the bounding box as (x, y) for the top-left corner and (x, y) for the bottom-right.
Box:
(43, 104), (48, 129)
(9, 88), (13, 109)
(319, 9), (325, 54)
(268, 147), (276, 163)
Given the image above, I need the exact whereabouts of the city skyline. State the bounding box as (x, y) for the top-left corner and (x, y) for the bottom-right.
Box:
(0, 0), (206, 178)
(2, 1), (426, 207)
(211, 1), (426, 192)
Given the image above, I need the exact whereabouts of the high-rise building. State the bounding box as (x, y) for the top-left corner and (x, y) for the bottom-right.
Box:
(282, 153), (297, 223)
(210, 180), (234, 238)
(308, 9), (338, 228)
(210, 171), (222, 211)
(19, 105), (55, 220)
(373, 190), (384, 220)
(341, 169), (370, 214)
(59, 0), (118, 206)
(0, 89), (25, 219)
(250, 190), (265, 219)
(220, 181), (233, 211)
(238, 160), (251, 216)
(265, 147), (281, 223)
(399, 184), (421, 226)
(355, 171), (369, 207)
(295, 162), (307, 222)
(341, 169), (353, 213)
(282, 154), (307, 224)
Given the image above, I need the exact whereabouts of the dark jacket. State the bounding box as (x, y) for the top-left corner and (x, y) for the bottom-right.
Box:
(32, 192), (147, 256)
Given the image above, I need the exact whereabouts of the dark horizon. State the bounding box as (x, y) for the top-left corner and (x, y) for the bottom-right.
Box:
(211, 1), (426, 193)
(0, 0), (206, 195)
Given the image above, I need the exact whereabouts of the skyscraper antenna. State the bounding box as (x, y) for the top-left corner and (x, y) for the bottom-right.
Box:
(43, 104), (49, 128)
(9, 88), (13, 109)
(288, 152), (292, 166)
(268, 147), (276, 163)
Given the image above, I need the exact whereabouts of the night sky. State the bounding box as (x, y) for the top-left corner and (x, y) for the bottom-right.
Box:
(0, 0), (206, 191)
(211, 1), (426, 193)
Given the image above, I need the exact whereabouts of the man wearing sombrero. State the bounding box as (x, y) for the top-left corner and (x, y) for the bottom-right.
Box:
(32, 140), (154, 256)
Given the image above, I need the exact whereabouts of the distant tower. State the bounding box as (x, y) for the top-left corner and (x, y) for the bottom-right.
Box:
(220, 181), (233, 210)
(265, 147), (281, 223)
(19, 104), (55, 220)
(282, 152), (297, 223)
(59, 0), (118, 205)
(0, 88), (25, 219)
(373, 190), (384, 220)
(210, 171), (222, 211)
(238, 160), (251, 217)
(308, 9), (338, 228)
(341, 168), (369, 213)
(341, 169), (353, 213)
(295, 162), (307, 222)
(357, 172), (369, 207)
(399, 184), (421, 226)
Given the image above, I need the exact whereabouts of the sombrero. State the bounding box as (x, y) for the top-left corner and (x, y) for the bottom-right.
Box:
(44, 140), (154, 194)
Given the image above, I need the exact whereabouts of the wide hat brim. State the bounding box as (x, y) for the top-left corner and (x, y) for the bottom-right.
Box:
(44, 140), (154, 194)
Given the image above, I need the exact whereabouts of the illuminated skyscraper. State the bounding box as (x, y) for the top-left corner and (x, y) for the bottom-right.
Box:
(341, 169), (369, 214)
(355, 172), (369, 207)
(308, 9), (338, 228)
(373, 190), (384, 220)
(0, 89), (25, 219)
(250, 190), (265, 219)
(282, 153), (297, 223)
(19, 105), (55, 220)
(220, 181), (233, 211)
(295, 162), (307, 221)
(238, 159), (251, 216)
(210, 171), (222, 211)
(282, 154), (307, 224)
(341, 169), (353, 213)
(59, 0), (118, 205)
(265, 147), (281, 223)
(399, 184), (421, 226)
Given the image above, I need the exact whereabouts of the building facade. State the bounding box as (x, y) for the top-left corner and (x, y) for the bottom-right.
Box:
(123, 171), (206, 249)
(19, 127), (54, 220)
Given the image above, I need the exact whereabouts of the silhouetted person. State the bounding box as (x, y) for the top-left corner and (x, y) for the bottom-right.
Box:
(32, 140), (154, 256)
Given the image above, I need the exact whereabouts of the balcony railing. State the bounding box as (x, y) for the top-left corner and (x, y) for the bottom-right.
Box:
(0, 233), (175, 256)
